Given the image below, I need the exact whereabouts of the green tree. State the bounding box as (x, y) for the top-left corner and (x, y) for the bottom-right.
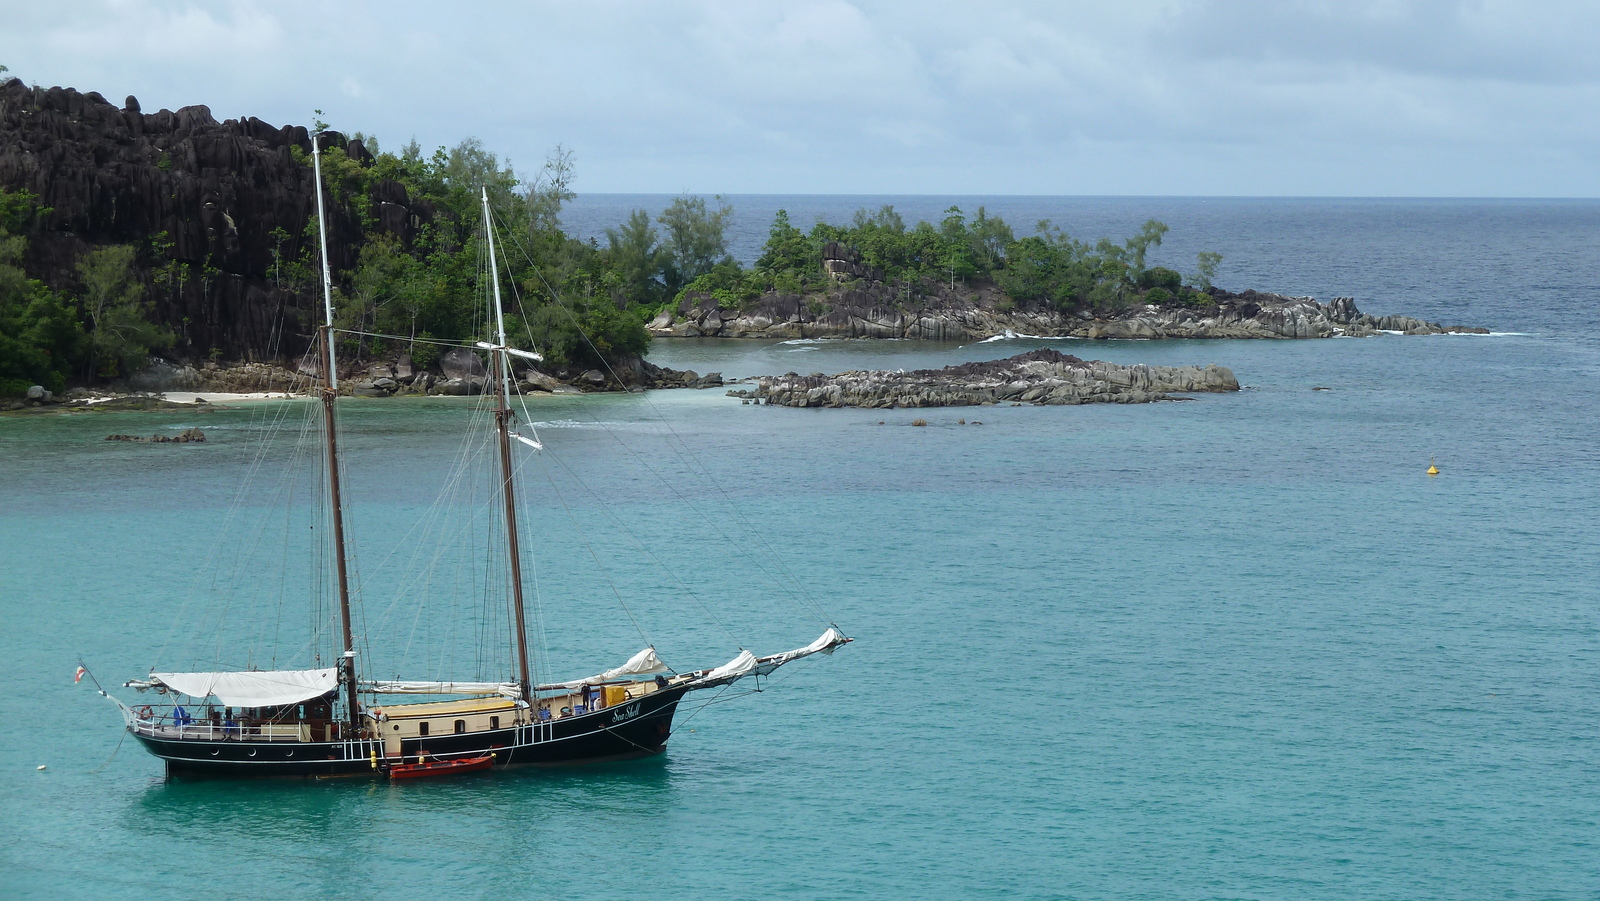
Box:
(0, 188), (85, 395)
(604, 209), (666, 307)
(1191, 251), (1223, 290)
(341, 233), (423, 358)
(79, 245), (171, 378)
(1139, 266), (1182, 292)
(658, 195), (733, 295)
(0, 239), (83, 394)
(756, 209), (812, 275)
(525, 144), (575, 235)
(967, 207), (1014, 273)
(1123, 219), (1169, 284)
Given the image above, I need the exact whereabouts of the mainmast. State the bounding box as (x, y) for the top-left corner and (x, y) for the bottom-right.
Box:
(311, 136), (360, 738)
(481, 188), (535, 701)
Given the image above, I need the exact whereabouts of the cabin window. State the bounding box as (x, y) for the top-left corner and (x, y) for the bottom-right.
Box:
(489, 716), (499, 730)
(418, 722), (429, 736)
(454, 720), (466, 734)
(392, 724), (400, 731)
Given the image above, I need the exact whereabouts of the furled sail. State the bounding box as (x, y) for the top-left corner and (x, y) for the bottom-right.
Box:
(706, 650), (758, 682)
(541, 647), (670, 690)
(360, 650), (671, 699)
(755, 627), (848, 675)
(130, 669), (339, 707)
(695, 629), (851, 687)
(361, 680), (522, 698)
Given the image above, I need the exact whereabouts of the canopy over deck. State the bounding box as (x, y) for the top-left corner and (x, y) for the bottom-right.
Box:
(128, 669), (339, 707)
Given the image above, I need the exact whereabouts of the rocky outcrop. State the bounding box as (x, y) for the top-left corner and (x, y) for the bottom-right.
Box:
(105, 427), (206, 443)
(651, 286), (1487, 342)
(0, 79), (431, 362)
(729, 349), (1239, 408)
(110, 350), (711, 400)
(438, 347), (487, 379)
(127, 358), (303, 393)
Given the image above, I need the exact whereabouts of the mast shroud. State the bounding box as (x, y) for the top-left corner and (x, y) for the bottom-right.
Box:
(312, 136), (360, 737)
(481, 188), (534, 700)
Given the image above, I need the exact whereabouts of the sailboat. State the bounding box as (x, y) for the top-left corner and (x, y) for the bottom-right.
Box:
(96, 135), (849, 777)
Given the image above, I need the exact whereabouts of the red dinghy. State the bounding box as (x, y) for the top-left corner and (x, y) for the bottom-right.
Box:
(387, 754), (494, 780)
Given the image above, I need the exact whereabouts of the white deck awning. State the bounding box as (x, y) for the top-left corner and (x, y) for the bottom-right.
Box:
(138, 668), (339, 707)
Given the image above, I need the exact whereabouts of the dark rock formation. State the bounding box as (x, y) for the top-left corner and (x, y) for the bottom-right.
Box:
(438, 347), (487, 380)
(0, 79), (431, 362)
(105, 427), (206, 443)
(729, 348), (1240, 408)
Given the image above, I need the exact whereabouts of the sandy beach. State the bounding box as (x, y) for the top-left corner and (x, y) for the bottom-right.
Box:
(160, 391), (306, 404)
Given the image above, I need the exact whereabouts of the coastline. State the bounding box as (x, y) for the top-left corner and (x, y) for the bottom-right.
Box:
(649, 290), (1487, 342)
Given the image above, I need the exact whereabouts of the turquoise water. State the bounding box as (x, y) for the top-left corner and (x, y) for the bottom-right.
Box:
(4, 199), (1600, 898)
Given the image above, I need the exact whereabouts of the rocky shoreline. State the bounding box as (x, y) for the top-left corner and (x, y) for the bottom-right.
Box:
(652, 289), (1487, 341)
(728, 349), (1239, 408)
(3, 347), (726, 412)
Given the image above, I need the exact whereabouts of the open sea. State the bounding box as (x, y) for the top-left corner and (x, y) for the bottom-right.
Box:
(2, 197), (1598, 899)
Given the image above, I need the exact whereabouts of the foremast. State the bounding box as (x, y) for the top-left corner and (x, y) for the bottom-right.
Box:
(311, 136), (361, 738)
(480, 188), (535, 701)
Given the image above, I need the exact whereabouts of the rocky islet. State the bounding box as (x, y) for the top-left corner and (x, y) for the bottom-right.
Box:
(653, 288), (1486, 342)
(729, 348), (1240, 409)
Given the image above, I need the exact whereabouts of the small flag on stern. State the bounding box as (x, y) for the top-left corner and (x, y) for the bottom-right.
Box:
(74, 666), (86, 684)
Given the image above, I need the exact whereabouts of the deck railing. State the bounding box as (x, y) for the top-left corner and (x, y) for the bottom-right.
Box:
(131, 712), (329, 742)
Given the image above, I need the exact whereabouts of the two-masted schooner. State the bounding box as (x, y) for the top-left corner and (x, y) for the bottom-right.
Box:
(97, 134), (848, 777)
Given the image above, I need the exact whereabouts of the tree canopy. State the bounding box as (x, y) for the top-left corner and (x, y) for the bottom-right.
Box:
(0, 118), (1225, 397)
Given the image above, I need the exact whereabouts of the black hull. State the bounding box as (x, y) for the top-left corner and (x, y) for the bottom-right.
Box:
(132, 686), (689, 778)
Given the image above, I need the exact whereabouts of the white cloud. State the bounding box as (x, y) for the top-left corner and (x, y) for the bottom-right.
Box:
(0, 0), (1595, 194)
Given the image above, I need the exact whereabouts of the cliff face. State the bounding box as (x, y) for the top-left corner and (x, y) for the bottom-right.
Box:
(0, 79), (423, 361)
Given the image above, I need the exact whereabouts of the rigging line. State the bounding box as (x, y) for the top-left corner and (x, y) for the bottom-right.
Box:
(523, 507), (551, 687)
(365, 237), (515, 681)
(640, 417), (830, 624)
(617, 403), (828, 622)
(532, 384), (819, 630)
(260, 396), (325, 669)
(500, 426), (555, 683)
(535, 452), (652, 647)
(666, 683), (743, 736)
(494, 221), (833, 628)
(330, 328), (484, 350)
(267, 428), (307, 669)
(385, 405), (498, 675)
(89, 729), (128, 774)
(209, 390), (322, 668)
(667, 665), (830, 734)
(490, 265), (797, 632)
(532, 438), (739, 647)
(351, 417), (489, 626)
(476, 213), (656, 659)
(154, 366), (319, 669)
(370, 391), (493, 609)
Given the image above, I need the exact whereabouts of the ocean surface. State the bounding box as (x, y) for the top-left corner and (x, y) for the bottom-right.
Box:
(3, 197), (1598, 899)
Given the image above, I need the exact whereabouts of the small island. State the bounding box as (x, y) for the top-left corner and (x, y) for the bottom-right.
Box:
(644, 211), (1486, 342)
(729, 349), (1239, 409)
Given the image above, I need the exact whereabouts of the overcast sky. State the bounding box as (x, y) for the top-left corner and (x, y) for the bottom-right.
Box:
(3, 1), (1597, 196)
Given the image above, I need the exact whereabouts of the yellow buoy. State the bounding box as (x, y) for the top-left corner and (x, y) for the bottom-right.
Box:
(1427, 457), (1440, 476)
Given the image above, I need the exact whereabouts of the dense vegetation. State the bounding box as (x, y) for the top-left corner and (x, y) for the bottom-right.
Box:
(1, 192), (78, 394)
(683, 204), (1223, 314)
(1, 121), (1222, 396)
